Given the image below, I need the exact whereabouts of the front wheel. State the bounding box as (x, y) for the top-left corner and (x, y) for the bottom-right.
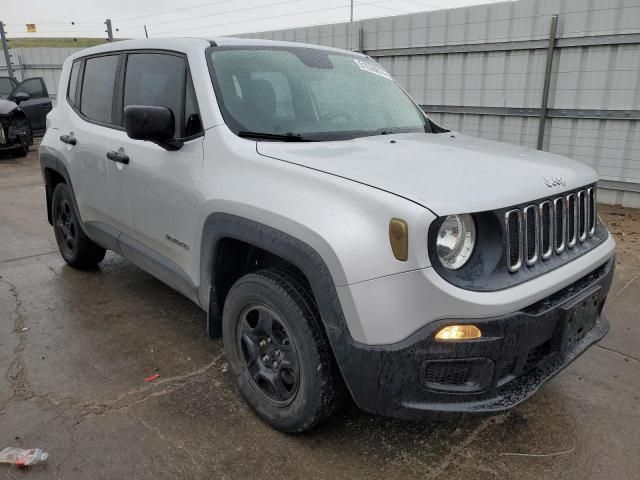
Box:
(222, 269), (341, 432)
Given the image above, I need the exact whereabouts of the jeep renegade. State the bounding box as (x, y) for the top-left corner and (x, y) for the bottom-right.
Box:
(40, 38), (615, 432)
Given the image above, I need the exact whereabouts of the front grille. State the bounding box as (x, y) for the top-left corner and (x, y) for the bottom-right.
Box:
(505, 186), (597, 273)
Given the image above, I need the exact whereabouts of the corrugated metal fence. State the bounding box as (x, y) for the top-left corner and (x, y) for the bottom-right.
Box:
(0, 47), (83, 99)
(1, 0), (639, 206)
(239, 0), (640, 207)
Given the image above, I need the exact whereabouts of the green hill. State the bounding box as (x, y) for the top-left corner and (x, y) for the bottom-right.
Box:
(8, 37), (114, 48)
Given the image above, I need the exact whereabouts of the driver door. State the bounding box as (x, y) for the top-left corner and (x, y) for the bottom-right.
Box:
(10, 77), (52, 134)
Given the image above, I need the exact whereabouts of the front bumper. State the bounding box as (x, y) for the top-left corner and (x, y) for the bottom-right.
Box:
(0, 121), (31, 151)
(337, 258), (613, 420)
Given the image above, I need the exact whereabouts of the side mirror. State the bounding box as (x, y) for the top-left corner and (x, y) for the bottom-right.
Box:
(13, 92), (30, 104)
(124, 105), (183, 150)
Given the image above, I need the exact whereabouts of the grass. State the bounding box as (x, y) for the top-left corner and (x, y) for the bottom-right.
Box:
(7, 37), (113, 48)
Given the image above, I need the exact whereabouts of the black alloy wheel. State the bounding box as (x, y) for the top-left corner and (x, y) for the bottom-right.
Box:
(51, 183), (106, 269)
(222, 269), (342, 432)
(54, 195), (77, 257)
(236, 303), (300, 405)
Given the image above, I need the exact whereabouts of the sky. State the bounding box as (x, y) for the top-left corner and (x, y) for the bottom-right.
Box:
(1, 0), (506, 39)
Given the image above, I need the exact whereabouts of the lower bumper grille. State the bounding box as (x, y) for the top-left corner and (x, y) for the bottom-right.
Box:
(422, 358), (494, 393)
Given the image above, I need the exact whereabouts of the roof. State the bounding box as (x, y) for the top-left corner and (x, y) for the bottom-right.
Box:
(68, 36), (366, 61)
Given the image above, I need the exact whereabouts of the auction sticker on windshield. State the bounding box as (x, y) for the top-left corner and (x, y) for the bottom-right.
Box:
(354, 59), (392, 80)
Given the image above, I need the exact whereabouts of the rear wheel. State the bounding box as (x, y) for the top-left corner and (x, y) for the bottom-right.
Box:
(52, 183), (106, 269)
(223, 268), (340, 432)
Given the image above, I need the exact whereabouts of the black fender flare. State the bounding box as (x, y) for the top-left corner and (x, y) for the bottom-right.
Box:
(40, 151), (82, 228)
(199, 213), (349, 340)
(198, 214), (371, 396)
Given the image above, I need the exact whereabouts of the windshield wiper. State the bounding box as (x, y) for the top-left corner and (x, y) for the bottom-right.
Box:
(238, 131), (313, 142)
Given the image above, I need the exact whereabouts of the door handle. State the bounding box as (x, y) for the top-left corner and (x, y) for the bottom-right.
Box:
(59, 134), (76, 145)
(107, 150), (130, 165)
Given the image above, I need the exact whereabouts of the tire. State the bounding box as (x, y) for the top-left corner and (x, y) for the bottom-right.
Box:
(12, 145), (28, 158)
(51, 183), (106, 269)
(223, 268), (340, 432)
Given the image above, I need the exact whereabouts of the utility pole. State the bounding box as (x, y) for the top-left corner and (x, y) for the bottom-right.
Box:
(349, 0), (354, 50)
(0, 21), (15, 81)
(105, 19), (113, 42)
(537, 15), (558, 151)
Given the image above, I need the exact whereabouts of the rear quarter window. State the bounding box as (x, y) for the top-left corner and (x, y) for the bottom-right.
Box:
(67, 61), (81, 107)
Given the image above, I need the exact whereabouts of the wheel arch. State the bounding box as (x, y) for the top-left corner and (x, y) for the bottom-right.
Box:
(40, 151), (77, 226)
(199, 213), (353, 345)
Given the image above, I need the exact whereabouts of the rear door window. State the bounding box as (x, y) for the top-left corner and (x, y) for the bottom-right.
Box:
(80, 55), (119, 125)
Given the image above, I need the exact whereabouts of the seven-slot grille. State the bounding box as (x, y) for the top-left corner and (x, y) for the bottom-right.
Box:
(505, 187), (597, 273)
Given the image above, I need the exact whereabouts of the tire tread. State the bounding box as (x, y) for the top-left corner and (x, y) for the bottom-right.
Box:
(52, 183), (106, 269)
(224, 268), (341, 432)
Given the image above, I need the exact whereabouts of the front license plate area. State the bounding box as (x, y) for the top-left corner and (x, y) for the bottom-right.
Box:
(562, 286), (600, 351)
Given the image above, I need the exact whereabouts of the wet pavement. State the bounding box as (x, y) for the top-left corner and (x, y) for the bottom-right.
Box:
(1, 144), (639, 479)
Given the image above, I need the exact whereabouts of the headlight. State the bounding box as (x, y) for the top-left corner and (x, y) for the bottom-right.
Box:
(436, 214), (476, 270)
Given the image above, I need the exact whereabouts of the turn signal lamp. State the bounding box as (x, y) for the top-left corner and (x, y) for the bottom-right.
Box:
(435, 325), (482, 341)
(389, 218), (409, 261)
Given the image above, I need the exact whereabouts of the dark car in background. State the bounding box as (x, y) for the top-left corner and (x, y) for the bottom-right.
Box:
(0, 76), (52, 157)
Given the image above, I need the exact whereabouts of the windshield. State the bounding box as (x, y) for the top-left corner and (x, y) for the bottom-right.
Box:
(207, 47), (431, 141)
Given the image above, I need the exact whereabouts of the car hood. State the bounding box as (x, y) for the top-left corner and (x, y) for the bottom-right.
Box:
(0, 98), (18, 115)
(256, 132), (598, 216)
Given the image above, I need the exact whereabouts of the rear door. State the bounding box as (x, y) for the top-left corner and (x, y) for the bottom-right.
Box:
(104, 51), (204, 280)
(63, 54), (123, 232)
(10, 77), (52, 133)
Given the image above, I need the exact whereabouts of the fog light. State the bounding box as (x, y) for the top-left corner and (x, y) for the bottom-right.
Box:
(435, 325), (481, 341)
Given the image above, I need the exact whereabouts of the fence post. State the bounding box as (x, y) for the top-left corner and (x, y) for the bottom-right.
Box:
(105, 19), (114, 42)
(537, 15), (558, 151)
(0, 21), (15, 81)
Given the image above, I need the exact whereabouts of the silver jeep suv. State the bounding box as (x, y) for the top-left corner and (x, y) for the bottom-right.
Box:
(40, 38), (615, 432)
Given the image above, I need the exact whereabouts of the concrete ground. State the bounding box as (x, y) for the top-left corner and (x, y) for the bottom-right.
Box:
(1, 143), (639, 480)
